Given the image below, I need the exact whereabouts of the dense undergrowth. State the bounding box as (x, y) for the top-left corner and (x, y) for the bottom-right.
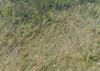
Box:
(0, 0), (100, 24)
(0, 0), (100, 71)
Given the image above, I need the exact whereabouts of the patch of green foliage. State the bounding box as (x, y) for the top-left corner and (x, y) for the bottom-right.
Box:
(0, 0), (100, 25)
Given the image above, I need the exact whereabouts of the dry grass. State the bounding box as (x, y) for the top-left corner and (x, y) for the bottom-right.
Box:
(0, 8), (100, 71)
(0, 0), (100, 71)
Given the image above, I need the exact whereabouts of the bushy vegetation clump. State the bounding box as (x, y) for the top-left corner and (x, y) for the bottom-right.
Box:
(0, 0), (100, 25)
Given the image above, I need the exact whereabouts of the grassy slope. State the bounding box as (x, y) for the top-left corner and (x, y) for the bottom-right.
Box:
(0, 0), (100, 71)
